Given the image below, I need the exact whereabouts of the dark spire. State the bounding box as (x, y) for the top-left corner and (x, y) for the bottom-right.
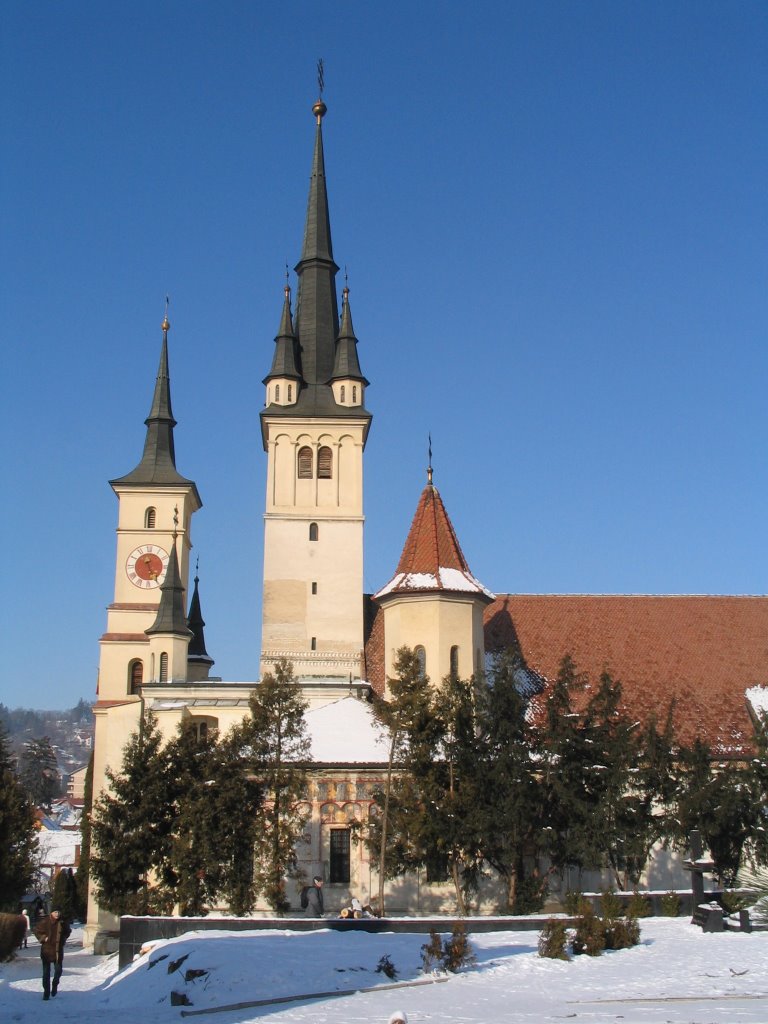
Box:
(187, 565), (214, 665)
(112, 312), (196, 488)
(263, 283), (302, 384)
(146, 531), (192, 638)
(331, 285), (369, 383)
(292, 96), (340, 389)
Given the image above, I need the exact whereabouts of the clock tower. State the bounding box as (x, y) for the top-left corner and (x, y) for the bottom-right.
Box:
(259, 97), (371, 681)
(97, 313), (202, 702)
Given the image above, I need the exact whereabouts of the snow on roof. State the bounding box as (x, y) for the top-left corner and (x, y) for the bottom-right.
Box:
(374, 566), (495, 600)
(37, 829), (80, 866)
(305, 697), (390, 763)
(746, 685), (768, 718)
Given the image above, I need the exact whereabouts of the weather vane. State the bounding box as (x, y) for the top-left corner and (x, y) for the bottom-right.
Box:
(428, 433), (433, 485)
(317, 58), (325, 98)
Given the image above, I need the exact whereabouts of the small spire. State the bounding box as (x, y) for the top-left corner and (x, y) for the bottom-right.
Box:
(427, 433), (433, 486)
(187, 560), (214, 667)
(145, 538), (193, 639)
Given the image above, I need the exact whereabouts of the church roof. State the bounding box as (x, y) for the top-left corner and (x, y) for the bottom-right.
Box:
(374, 480), (494, 601)
(484, 594), (768, 756)
(111, 318), (200, 499)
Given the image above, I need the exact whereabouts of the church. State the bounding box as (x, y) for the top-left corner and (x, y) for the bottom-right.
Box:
(86, 91), (768, 946)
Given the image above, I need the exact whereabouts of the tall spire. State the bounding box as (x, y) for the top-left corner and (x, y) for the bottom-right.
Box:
(112, 310), (196, 488)
(293, 93), (340, 389)
(331, 285), (369, 383)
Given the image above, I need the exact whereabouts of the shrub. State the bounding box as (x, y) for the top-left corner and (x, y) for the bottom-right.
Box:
(660, 891), (681, 917)
(571, 907), (605, 957)
(600, 888), (623, 922)
(603, 917), (641, 950)
(0, 913), (26, 962)
(420, 924), (476, 973)
(375, 954), (398, 980)
(538, 918), (569, 960)
(564, 890), (591, 915)
(626, 890), (651, 918)
(721, 890), (751, 913)
(512, 875), (547, 915)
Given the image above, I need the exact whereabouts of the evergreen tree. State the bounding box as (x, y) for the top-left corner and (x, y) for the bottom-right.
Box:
(74, 752), (93, 921)
(479, 650), (546, 912)
(51, 867), (78, 920)
(243, 660), (310, 913)
(0, 722), (37, 911)
(90, 713), (175, 915)
(18, 736), (61, 811)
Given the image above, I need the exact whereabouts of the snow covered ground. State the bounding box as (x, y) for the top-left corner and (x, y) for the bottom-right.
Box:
(2, 918), (767, 1024)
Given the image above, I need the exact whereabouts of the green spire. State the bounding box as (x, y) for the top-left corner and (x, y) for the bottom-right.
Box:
(263, 283), (301, 384)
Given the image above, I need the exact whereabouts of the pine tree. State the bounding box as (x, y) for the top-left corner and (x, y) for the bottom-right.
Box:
(90, 713), (175, 915)
(243, 660), (310, 913)
(0, 722), (37, 911)
(480, 650), (546, 912)
(18, 736), (61, 812)
(51, 867), (78, 920)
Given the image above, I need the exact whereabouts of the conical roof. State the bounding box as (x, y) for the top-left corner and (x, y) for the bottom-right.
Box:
(264, 284), (301, 383)
(331, 286), (369, 383)
(187, 573), (214, 665)
(145, 540), (193, 638)
(374, 480), (494, 601)
(112, 319), (198, 492)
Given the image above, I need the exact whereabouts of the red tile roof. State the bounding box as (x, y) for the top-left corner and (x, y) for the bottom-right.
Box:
(484, 595), (768, 755)
(374, 484), (493, 600)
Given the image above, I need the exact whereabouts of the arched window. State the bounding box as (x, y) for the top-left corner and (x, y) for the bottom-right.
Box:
(129, 660), (143, 694)
(298, 446), (313, 478)
(275, 384), (280, 402)
(340, 385), (346, 402)
(318, 446), (332, 479)
(309, 522), (318, 542)
(352, 385), (357, 402)
(415, 645), (426, 679)
(144, 507), (156, 529)
(288, 384), (292, 401)
(159, 652), (168, 683)
(450, 646), (459, 679)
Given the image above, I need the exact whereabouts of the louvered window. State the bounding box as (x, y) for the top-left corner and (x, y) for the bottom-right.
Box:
(298, 446), (313, 478)
(275, 384), (280, 402)
(318, 446), (332, 479)
(144, 507), (156, 529)
(340, 385), (346, 402)
(129, 660), (143, 694)
(352, 386), (357, 402)
(159, 652), (168, 683)
(288, 384), (292, 401)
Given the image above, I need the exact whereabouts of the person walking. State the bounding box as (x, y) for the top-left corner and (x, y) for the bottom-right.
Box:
(305, 875), (324, 918)
(33, 909), (71, 1000)
(20, 908), (30, 948)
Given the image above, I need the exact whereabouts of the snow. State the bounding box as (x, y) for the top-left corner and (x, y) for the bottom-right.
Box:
(746, 685), (768, 718)
(2, 918), (767, 1023)
(305, 697), (390, 763)
(374, 568), (495, 599)
(37, 829), (80, 866)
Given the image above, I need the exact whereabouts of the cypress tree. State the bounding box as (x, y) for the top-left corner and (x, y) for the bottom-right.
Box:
(74, 752), (94, 921)
(90, 713), (175, 915)
(0, 722), (38, 910)
(244, 660), (310, 913)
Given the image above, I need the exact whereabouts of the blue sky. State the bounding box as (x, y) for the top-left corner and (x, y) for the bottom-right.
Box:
(2, 1), (766, 710)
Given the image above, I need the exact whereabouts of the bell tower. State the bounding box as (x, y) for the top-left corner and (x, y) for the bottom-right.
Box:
(260, 94), (371, 681)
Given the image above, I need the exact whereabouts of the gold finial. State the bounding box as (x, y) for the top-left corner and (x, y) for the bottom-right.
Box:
(162, 295), (170, 333)
(313, 57), (327, 123)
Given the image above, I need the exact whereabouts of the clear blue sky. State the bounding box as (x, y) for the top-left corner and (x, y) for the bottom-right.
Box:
(2, 1), (766, 710)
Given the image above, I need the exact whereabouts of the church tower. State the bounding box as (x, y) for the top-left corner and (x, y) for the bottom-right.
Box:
(374, 468), (494, 688)
(97, 312), (201, 700)
(260, 95), (371, 681)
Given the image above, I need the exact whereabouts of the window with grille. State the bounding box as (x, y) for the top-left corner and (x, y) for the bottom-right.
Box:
(159, 652), (168, 682)
(329, 828), (351, 883)
(450, 646), (459, 679)
(298, 446), (313, 478)
(415, 645), (426, 679)
(144, 507), (156, 529)
(318, 446), (332, 479)
(129, 660), (143, 693)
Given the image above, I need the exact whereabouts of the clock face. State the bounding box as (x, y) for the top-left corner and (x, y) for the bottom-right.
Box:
(126, 544), (170, 589)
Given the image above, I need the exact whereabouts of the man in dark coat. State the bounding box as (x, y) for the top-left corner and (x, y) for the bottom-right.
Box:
(33, 909), (71, 1000)
(305, 875), (324, 917)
